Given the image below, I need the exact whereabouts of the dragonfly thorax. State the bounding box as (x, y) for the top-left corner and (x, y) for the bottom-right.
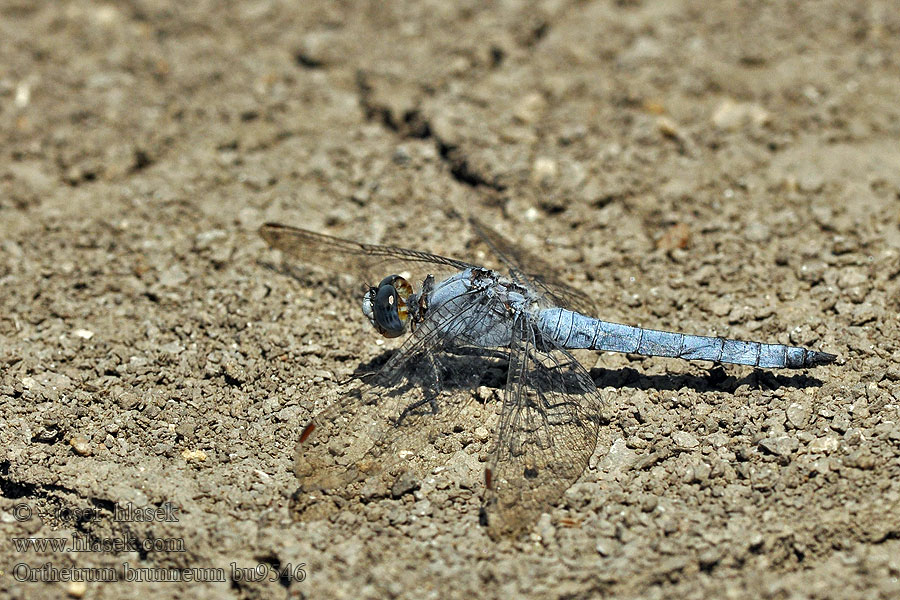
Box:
(362, 274), (414, 338)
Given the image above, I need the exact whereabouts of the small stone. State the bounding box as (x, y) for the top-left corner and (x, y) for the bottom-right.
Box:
(296, 31), (343, 67)
(412, 499), (432, 517)
(160, 341), (184, 354)
(476, 386), (494, 402)
(709, 299), (731, 317)
(849, 303), (878, 325)
(672, 431), (699, 451)
(796, 261), (827, 284)
(599, 438), (638, 472)
(158, 265), (188, 287)
(758, 436), (798, 457)
(844, 428), (863, 445)
(744, 222), (771, 243)
(684, 461), (711, 484)
(831, 412), (850, 433)
(837, 268), (869, 290)
(195, 229), (226, 250)
(711, 99), (770, 130)
(595, 538), (616, 556)
(67, 581), (87, 598)
(312, 369), (333, 381)
(844, 450), (876, 470)
(786, 402), (811, 429)
(391, 471), (419, 498)
(808, 435), (839, 453)
(535, 513), (556, 545)
(514, 92), (547, 124)
(73, 328), (94, 340)
(699, 547), (723, 569)
(70, 436), (92, 456)
(175, 421), (195, 437)
(116, 392), (140, 410)
(656, 116), (681, 139)
(222, 360), (248, 384)
(656, 223), (691, 251)
(532, 157), (558, 186)
(181, 449), (207, 462)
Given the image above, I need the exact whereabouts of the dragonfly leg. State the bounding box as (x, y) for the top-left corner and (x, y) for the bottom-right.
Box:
(394, 352), (441, 426)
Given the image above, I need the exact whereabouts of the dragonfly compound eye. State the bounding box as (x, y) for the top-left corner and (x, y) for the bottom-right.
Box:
(369, 275), (411, 338)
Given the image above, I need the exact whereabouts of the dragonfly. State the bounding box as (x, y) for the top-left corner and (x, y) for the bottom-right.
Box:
(259, 219), (836, 539)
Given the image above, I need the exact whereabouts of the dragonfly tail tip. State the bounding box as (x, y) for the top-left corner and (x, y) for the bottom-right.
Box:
(807, 350), (838, 367)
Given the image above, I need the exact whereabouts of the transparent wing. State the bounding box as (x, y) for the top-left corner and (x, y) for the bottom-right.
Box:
(260, 222), (475, 287)
(481, 315), (604, 539)
(469, 217), (600, 316)
(291, 287), (506, 519)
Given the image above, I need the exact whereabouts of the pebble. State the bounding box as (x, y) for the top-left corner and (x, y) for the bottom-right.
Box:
(672, 431), (699, 451)
(535, 513), (556, 545)
(743, 222), (771, 243)
(595, 538), (617, 556)
(837, 268), (869, 291)
(599, 438), (638, 472)
(181, 449), (207, 462)
(116, 391), (140, 410)
(797, 261), (827, 283)
(849, 302), (878, 325)
(70, 436), (93, 456)
(514, 92), (547, 124)
(412, 499), (432, 517)
(391, 471), (420, 498)
(222, 360), (248, 384)
(158, 264), (188, 287)
(656, 116), (681, 139)
(532, 157), (558, 186)
(711, 99), (770, 130)
(684, 461), (711, 483)
(476, 386), (494, 402)
(786, 402), (811, 429)
(808, 435), (839, 454)
(831, 412), (850, 433)
(699, 547), (723, 569)
(656, 223), (691, 251)
(758, 436), (799, 457)
(195, 229), (226, 250)
(67, 581), (87, 598)
(160, 341), (184, 354)
(709, 299), (731, 317)
(296, 31), (342, 67)
(844, 450), (876, 470)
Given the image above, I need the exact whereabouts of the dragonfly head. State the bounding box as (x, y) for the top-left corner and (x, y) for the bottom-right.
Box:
(362, 275), (413, 338)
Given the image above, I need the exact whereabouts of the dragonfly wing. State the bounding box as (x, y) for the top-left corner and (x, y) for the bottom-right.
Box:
(469, 217), (599, 316)
(481, 315), (604, 539)
(260, 222), (475, 287)
(291, 286), (505, 516)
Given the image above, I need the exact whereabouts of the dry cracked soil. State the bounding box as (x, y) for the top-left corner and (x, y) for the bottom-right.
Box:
(2, 1), (900, 599)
